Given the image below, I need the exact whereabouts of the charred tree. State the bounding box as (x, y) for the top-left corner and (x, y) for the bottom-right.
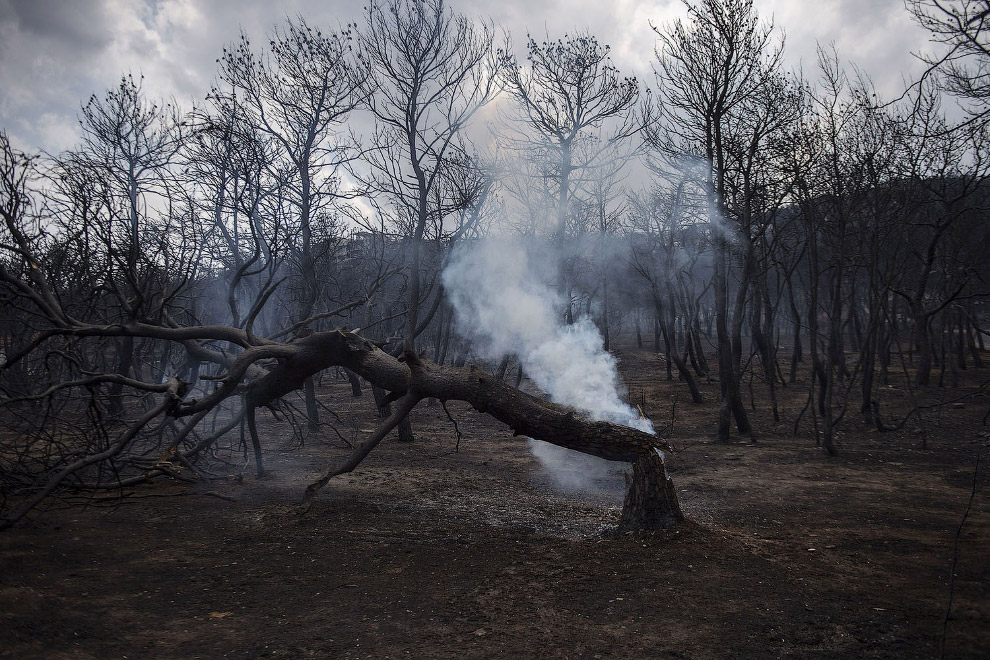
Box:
(618, 449), (684, 532)
(0, 301), (683, 529)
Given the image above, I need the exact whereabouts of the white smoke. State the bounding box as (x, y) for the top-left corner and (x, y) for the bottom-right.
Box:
(442, 236), (653, 497)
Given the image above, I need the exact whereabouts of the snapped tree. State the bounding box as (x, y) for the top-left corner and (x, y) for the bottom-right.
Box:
(0, 126), (682, 532)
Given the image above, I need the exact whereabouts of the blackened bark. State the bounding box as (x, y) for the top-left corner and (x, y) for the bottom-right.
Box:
(650, 291), (702, 403)
(246, 404), (265, 477)
(107, 335), (135, 415)
(787, 278), (802, 385)
(304, 377), (319, 433)
(494, 355), (511, 381)
(617, 449), (684, 531)
(345, 369), (363, 397)
(252, 330), (676, 465)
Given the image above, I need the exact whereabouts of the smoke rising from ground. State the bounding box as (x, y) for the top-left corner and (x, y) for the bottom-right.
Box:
(442, 236), (652, 497)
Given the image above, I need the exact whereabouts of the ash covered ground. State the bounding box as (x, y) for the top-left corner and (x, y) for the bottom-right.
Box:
(1, 342), (988, 659)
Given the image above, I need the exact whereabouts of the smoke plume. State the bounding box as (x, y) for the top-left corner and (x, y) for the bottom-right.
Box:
(442, 236), (652, 497)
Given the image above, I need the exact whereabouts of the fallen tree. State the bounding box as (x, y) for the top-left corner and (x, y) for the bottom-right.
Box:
(0, 130), (681, 533)
(0, 324), (683, 531)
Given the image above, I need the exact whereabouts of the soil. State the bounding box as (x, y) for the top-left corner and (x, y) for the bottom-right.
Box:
(1, 343), (988, 659)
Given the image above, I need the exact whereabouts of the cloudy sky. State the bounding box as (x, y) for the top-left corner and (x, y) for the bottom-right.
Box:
(0, 0), (933, 154)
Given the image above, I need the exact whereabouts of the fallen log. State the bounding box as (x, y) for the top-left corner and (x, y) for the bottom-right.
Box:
(279, 331), (682, 529)
(4, 324), (682, 531)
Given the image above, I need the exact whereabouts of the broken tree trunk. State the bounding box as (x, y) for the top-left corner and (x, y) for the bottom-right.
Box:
(33, 325), (683, 531)
(273, 331), (684, 529)
(618, 449), (684, 531)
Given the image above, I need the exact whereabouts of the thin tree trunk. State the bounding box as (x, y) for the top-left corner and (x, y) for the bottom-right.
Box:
(304, 377), (319, 433)
(345, 369), (363, 397)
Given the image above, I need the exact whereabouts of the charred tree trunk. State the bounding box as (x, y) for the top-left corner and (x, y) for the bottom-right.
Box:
(660, 316), (674, 381)
(278, 331), (682, 528)
(344, 369), (363, 397)
(438, 315), (453, 366)
(787, 278), (802, 385)
(653, 294), (703, 404)
(433, 304), (446, 364)
(372, 385), (392, 419)
(371, 383), (415, 442)
(304, 377), (319, 433)
(494, 355), (511, 381)
(107, 335), (136, 415)
(396, 415), (415, 443)
(750, 278), (779, 423)
(246, 404), (265, 477)
(955, 306), (968, 371)
(601, 271), (611, 351)
(685, 287), (710, 379)
(618, 449), (684, 532)
(915, 312), (933, 386)
(964, 305), (983, 366)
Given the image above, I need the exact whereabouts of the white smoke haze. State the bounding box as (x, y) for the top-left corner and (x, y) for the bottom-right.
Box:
(442, 236), (653, 498)
(525, 317), (651, 431)
(526, 439), (628, 501)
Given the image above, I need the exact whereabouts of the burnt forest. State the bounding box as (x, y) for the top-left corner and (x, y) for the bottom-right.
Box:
(0, 0), (988, 658)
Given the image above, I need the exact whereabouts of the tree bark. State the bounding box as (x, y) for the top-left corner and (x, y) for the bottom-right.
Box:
(344, 368), (363, 397)
(263, 330), (681, 527)
(617, 449), (684, 531)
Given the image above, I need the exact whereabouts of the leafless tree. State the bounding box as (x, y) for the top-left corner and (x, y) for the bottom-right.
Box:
(895, 86), (990, 386)
(358, 0), (504, 350)
(651, 0), (784, 441)
(215, 19), (367, 431)
(628, 180), (706, 403)
(906, 0), (990, 127)
(501, 31), (640, 320)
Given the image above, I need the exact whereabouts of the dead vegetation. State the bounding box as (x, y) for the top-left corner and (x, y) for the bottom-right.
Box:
(0, 342), (986, 660)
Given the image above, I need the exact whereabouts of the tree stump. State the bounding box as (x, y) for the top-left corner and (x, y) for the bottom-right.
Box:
(618, 448), (684, 531)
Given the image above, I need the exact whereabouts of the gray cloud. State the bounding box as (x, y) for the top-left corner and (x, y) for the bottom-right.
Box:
(0, 0), (937, 154)
(7, 0), (114, 48)
(762, 0), (929, 94)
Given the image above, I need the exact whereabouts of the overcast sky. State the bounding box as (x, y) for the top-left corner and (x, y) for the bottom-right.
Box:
(0, 0), (934, 154)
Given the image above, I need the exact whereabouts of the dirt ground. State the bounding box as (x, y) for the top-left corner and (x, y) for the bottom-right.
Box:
(1, 343), (988, 659)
